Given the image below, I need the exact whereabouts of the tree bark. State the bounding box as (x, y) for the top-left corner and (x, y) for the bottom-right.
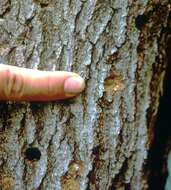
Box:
(0, 0), (170, 189)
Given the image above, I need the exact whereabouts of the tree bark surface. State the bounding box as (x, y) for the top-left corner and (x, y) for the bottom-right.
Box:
(0, 0), (170, 190)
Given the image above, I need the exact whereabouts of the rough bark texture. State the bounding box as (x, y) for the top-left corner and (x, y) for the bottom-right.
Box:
(0, 0), (170, 190)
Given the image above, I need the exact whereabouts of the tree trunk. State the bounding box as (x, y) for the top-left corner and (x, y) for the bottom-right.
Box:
(0, 0), (170, 189)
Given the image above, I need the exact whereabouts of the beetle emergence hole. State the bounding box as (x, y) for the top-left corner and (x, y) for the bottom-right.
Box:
(25, 147), (41, 161)
(135, 14), (148, 30)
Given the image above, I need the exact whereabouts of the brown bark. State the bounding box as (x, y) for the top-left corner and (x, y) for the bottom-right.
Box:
(0, 0), (170, 189)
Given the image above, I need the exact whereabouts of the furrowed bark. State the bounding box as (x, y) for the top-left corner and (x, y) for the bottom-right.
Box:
(0, 0), (170, 189)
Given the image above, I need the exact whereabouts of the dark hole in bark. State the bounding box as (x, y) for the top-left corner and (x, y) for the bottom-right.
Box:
(135, 14), (148, 30)
(25, 147), (41, 161)
(147, 36), (171, 189)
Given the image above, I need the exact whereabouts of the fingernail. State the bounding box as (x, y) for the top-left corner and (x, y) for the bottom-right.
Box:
(64, 76), (85, 95)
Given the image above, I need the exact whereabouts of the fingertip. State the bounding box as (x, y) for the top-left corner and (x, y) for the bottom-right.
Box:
(64, 76), (85, 96)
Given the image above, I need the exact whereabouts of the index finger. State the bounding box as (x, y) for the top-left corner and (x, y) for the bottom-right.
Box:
(0, 64), (85, 101)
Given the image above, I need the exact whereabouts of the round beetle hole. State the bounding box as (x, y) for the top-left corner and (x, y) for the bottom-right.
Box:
(135, 14), (148, 30)
(25, 147), (41, 161)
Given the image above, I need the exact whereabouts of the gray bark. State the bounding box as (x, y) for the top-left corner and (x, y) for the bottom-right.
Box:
(0, 0), (170, 189)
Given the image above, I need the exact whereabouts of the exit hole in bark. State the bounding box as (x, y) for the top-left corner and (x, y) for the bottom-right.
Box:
(135, 14), (148, 30)
(25, 147), (41, 161)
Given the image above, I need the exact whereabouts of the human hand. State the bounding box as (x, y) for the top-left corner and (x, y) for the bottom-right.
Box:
(0, 64), (85, 101)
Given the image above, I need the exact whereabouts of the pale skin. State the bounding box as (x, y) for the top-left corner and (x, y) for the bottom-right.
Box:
(0, 64), (85, 101)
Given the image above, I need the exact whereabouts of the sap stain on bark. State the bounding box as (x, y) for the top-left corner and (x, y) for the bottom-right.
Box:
(0, 176), (15, 190)
(104, 73), (125, 96)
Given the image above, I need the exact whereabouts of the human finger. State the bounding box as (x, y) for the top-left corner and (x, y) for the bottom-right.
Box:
(0, 64), (85, 101)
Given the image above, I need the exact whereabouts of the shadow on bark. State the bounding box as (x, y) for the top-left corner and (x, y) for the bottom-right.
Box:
(147, 24), (171, 190)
